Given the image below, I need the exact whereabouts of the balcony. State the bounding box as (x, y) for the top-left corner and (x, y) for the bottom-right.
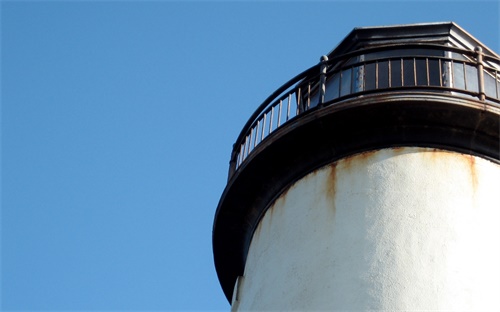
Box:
(229, 43), (500, 180)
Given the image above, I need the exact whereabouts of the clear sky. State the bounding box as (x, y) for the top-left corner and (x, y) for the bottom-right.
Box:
(1, 1), (498, 311)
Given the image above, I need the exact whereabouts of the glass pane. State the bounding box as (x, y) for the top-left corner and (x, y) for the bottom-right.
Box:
(309, 91), (319, 109)
(450, 52), (469, 62)
(465, 64), (478, 92)
(299, 83), (311, 110)
(453, 62), (465, 90)
(415, 58), (428, 86)
(484, 70), (498, 99)
(378, 61), (389, 89)
(403, 59), (415, 86)
(428, 59), (441, 86)
(442, 60), (452, 87)
(365, 63), (376, 91)
(390, 59), (402, 87)
(325, 73), (340, 102)
(284, 94), (298, 119)
(340, 68), (352, 96)
(279, 99), (292, 125)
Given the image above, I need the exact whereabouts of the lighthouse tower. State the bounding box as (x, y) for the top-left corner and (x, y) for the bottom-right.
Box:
(213, 22), (500, 310)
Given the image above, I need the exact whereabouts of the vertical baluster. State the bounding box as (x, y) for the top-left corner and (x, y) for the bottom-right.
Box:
(277, 100), (282, 127)
(413, 58), (417, 86)
(463, 62), (468, 90)
(400, 59), (404, 86)
(339, 69), (343, 95)
(426, 58), (430, 86)
(496, 70), (499, 99)
(229, 146), (237, 179)
(236, 143), (243, 168)
(388, 59), (392, 88)
(254, 121), (260, 148)
(287, 95), (291, 121)
(307, 83), (311, 109)
(244, 134), (249, 160)
(261, 113), (266, 141)
(238, 144), (244, 167)
(242, 138), (246, 162)
(439, 59), (443, 87)
(269, 105), (275, 133)
(297, 87), (302, 113)
(248, 128), (254, 154)
(450, 60), (455, 87)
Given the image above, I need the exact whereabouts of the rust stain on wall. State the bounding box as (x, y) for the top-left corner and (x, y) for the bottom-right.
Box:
(341, 150), (379, 173)
(265, 198), (278, 226)
(326, 162), (337, 216)
(420, 148), (479, 195)
(252, 216), (263, 242)
(326, 163), (337, 198)
(467, 154), (479, 192)
(391, 146), (406, 154)
(416, 147), (439, 164)
(423, 148), (442, 162)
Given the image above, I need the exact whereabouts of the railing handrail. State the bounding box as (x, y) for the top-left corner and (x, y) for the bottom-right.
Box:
(229, 43), (500, 179)
(233, 65), (320, 151)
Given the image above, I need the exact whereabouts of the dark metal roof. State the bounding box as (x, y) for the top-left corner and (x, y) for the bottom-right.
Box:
(327, 22), (499, 59)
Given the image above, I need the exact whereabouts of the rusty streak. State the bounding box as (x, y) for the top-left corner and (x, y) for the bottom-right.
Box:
(326, 162), (338, 217)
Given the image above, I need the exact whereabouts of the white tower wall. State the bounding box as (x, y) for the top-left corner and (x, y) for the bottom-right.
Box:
(232, 147), (500, 310)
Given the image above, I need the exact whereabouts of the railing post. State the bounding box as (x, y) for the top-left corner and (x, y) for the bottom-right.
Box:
(319, 55), (328, 106)
(228, 144), (237, 181)
(475, 46), (485, 101)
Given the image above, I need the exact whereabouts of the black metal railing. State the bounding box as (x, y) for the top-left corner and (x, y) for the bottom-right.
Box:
(228, 44), (500, 178)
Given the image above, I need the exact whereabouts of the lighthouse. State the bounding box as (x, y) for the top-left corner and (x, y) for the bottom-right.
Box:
(213, 22), (500, 310)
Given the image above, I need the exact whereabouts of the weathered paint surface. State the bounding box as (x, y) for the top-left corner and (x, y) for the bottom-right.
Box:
(231, 147), (500, 311)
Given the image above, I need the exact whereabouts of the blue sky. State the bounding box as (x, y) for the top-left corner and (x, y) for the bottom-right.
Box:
(1, 1), (498, 311)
